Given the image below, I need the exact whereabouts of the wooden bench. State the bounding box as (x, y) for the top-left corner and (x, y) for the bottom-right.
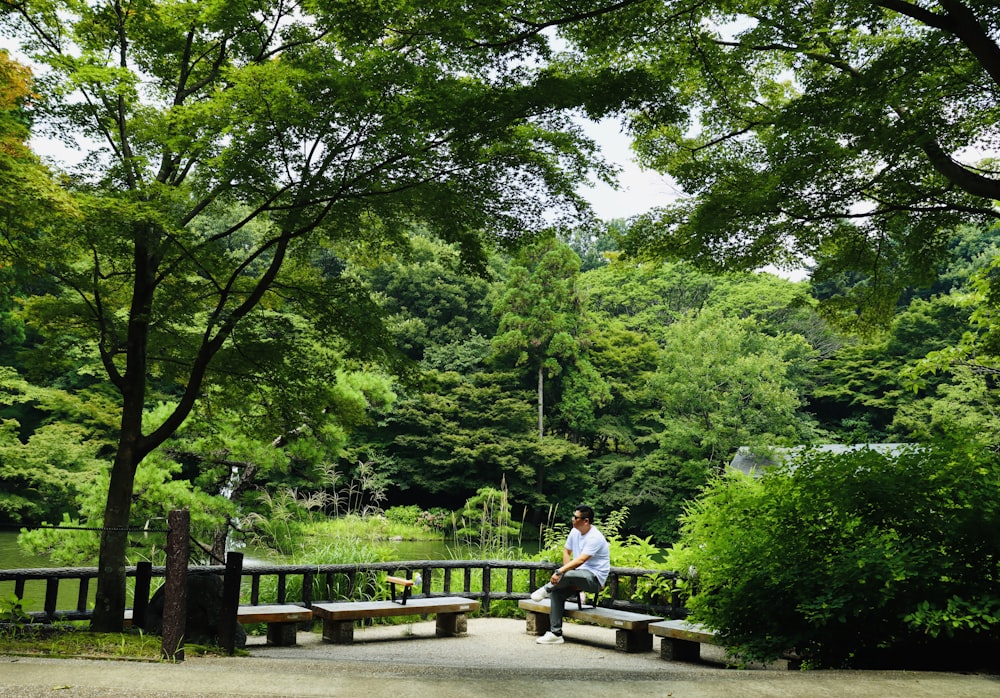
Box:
(649, 620), (801, 668)
(311, 596), (480, 644)
(518, 598), (663, 653)
(649, 619), (718, 661)
(124, 604), (313, 647)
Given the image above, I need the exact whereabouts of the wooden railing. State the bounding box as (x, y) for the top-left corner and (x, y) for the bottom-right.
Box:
(1, 559), (680, 623)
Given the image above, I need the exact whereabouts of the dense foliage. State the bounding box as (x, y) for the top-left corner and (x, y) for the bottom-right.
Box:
(0, 0), (670, 630)
(2, 1), (1000, 667)
(570, 2), (1000, 325)
(671, 442), (1000, 669)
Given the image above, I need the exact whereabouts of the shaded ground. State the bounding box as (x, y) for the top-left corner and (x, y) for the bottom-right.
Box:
(1, 617), (997, 697)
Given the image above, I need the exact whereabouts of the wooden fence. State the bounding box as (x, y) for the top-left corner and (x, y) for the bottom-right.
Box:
(1, 558), (680, 623)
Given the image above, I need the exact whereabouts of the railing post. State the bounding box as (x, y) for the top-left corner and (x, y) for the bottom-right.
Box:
(133, 561), (152, 629)
(302, 572), (313, 606)
(219, 551), (243, 656)
(77, 577), (90, 615)
(161, 509), (190, 661)
(44, 578), (58, 622)
(481, 564), (491, 614)
(250, 574), (261, 605)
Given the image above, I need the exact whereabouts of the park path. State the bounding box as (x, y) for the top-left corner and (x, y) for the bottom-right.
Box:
(1, 618), (997, 697)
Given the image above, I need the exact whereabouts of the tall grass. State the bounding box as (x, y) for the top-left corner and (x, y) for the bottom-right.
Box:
(450, 478), (530, 560)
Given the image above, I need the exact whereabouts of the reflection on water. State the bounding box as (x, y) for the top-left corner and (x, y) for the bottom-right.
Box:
(0, 530), (54, 569)
(0, 530), (98, 613)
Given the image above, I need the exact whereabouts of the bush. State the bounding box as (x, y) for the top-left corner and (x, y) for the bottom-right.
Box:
(384, 505), (450, 533)
(384, 505), (423, 527)
(673, 441), (1000, 669)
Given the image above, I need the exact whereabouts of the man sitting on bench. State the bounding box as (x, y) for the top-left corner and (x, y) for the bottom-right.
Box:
(530, 505), (610, 645)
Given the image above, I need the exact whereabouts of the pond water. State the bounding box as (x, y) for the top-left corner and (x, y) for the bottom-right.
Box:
(0, 530), (55, 570)
(0, 530), (96, 613)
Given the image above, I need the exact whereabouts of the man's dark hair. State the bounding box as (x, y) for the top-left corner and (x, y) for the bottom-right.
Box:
(576, 505), (595, 523)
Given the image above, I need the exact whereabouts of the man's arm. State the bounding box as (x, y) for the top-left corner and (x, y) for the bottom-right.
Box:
(550, 550), (592, 583)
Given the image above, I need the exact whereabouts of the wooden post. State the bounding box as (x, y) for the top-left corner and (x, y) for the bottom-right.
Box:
(219, 551), (243, 656)
(44, 578), (58, 623)
(133, 561), (152, 630)
(481, 565), (491, 614)
(161, 510), (189, 661)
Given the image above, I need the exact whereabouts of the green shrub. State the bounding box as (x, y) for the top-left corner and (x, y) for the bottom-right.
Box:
(452, 485), (523, 555)
(0, 594), (29, 623)
(384, 505), (422, 527)
(674, 442), (1000, 669)
(416, 507), (451, 533)
(383, 505), (450, 533)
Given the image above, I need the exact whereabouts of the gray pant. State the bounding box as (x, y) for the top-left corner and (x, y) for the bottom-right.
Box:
(548, 570), (601, 634)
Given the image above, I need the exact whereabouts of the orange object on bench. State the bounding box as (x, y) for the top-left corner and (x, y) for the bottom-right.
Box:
(385, 575), (415, 605)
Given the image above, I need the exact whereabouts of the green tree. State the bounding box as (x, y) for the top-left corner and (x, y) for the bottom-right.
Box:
(0, 367), (117, 522)
(358, 231), (497, 362)
(811, 292), (974, 441)
(1, 0), (654, 631)
(0, 50), (76, 356)
(492, 237), (611, 449)
(582, 259), (716, 341)
(351, 368), (589, 513)
(574, 2), (1000, 316)
(561, 218), (623, 272)
(596, 307), (819, 541)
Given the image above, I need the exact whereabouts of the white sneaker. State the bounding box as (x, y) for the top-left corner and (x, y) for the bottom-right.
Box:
(530, 585), (550, 602)
(536, 631), (564, 644)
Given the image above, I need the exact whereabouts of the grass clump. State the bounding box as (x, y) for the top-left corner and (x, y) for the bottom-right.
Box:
(0, 623), (239, 660)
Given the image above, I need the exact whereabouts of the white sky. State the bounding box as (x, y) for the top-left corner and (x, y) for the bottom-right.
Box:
(575, 117), (684, 220)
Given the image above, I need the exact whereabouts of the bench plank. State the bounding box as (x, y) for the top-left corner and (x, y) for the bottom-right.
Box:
(312, 596), (480, 644)
(238, 605), (313, 646)
(236, 604), (313, 625)
(649, 619), (714, 662)
(518, 598), (662, 653)
(124, 603), (312, 647)
(649, 619), (802, 668)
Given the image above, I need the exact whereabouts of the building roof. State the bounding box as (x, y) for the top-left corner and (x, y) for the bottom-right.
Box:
(728, 443), (915, 476)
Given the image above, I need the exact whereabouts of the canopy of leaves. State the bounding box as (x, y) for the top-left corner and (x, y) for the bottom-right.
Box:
(566, 2), (1000, 324)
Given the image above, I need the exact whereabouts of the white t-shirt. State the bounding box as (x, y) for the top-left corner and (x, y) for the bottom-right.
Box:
(565, 526), (611, 586)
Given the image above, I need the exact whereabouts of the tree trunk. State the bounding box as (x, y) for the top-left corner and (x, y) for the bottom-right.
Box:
(537, 363), (544, 440)
(92, 236), (155, 633)
(91, 445), (141, 632)
(536, 363), (544, 495)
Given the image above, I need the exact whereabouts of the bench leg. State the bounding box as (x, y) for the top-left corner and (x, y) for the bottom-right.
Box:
(435, 612), (468, 637)
(266, 622), (299, 647)
(524, 610), (550, 636)
(660, 637), (701, 661)
(616, 628), (653, 653)
(322, 619), (355, 644)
